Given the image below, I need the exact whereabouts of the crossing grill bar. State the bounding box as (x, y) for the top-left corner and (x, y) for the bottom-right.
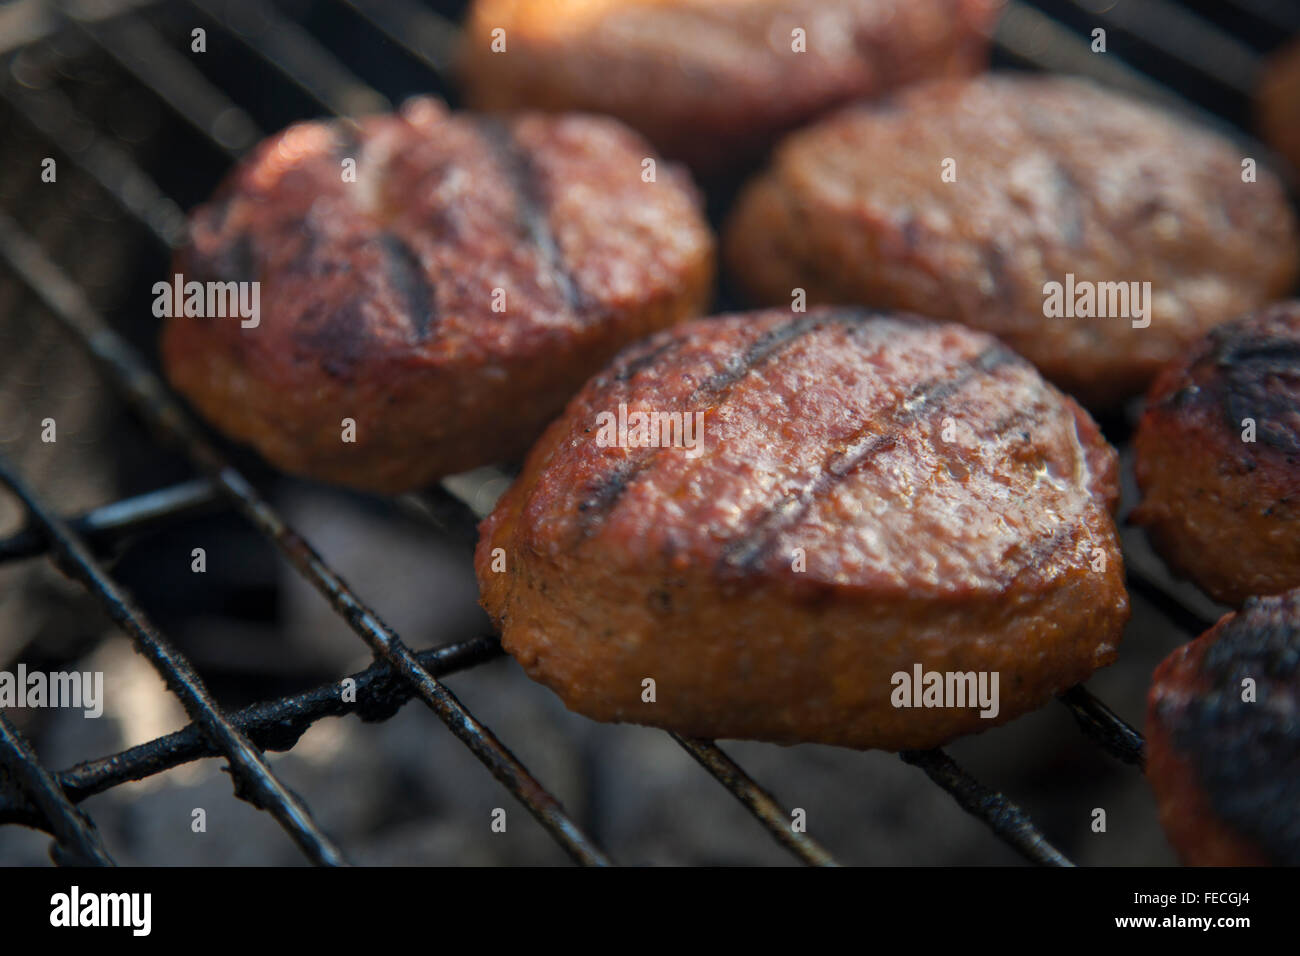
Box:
(0, 0), (1293, 866)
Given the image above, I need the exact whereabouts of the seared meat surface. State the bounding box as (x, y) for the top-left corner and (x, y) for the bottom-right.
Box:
(477, 308), (1129, 750)
(1133, 301), (1300, 606)
(725, 75), (1299, 408)
(162, 98), (714, 493)
(1146, 589), (1300, 866)
(459, 0), (1003, 174)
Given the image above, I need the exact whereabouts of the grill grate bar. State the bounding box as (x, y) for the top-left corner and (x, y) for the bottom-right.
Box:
(0, 451), (349, 866)
(0, 711), (116, 865)
(59, 0), (262, 156)
(0, 211), (612, 868)
(900, 749), (1074, 866)
(187, 0), (390, 118)
(998, 0), (1206, 108)
(672, 735), (839, 866)
(336, 0), (458, 77)
(0, 635), (504, 829)
(1061, 0), (1260, 97)
(0, 0), (160, 57)
(0, 477), (221, 564)
(1, 59), (188, 247)
(996, 0), (1290, 186)
(1058, 686), (1145, 766)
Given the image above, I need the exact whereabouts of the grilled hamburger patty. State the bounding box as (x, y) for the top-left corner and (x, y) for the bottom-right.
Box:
(1133, 302), (1300, 606)
(1258, 37), (1300, 173)
(458, 0), (1003, 174)
(476, 308), (1129, 750)
(161, 98), (714, 493)
(724, 75), (1299, 408)
(1145, 589), (1300, 866)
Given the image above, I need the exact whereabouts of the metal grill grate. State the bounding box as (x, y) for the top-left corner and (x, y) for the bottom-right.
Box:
(0, 0), (1281, 866)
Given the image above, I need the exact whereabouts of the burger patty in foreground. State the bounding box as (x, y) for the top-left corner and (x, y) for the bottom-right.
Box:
(1133, 301), (1300, 607)
(476, 308), (1130, 751)
(1145, 589), (1300, 866)
(724, 75), (1299, 409)
(458, 0), (1003, 174)
(161, 98), (714, 493)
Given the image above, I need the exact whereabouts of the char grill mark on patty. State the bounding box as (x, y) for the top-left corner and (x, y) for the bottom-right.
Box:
(576, 310), (872, 536)
(612, 337), (682, 383)
(282, 215), (324, 277)
(377, 232), (437, 341)
(987, 397), (1054, 444)
(687, 309), (868, 400)
(1213, 332), (1300, 456)
(473, 115), (585, 314)
(1049, 159), (1086, 248)
(303, 297), (370, 381)
(976, 240), (1015, 309)
(718, 342), (1021, 577)
(1166, 593), (1300, 866)
(1150, 320), (1300, 453)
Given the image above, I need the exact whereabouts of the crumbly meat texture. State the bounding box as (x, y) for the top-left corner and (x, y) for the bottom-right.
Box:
(161, 98), (715, 493)
(724, 75), (1299, 408)
(458, 0), (1003, 174)
(476, 307), (1129, 750)
(1145, 588), (1300, 866)
(1257, 37), (1300, 173)
(1133, 301), (1300, 606)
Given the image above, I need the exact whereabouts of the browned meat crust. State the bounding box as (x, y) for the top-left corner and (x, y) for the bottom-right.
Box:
(476, 307), (1129, 750)
(1133, 301), (1300, 606)
(458, 0), (1003, 174)
(1145, 588), (1300, 866)
(1258, 37), (1300, 173)
(724, 75), (1299, 408)
(161, 98), (715, 493)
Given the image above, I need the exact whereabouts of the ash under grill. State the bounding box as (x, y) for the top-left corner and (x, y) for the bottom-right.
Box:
(0, 0), (1291, 866)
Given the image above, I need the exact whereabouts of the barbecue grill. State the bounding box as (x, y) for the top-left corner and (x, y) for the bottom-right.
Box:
(0, 0), (1294, 867)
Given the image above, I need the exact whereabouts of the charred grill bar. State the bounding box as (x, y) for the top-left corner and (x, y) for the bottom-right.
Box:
(0, 0), (1280, 866)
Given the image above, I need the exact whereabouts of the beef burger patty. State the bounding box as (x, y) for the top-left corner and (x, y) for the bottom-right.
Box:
(458, 0), (1003, 174)
(724, 75), (1299, 408)
(1145, 588), (1300, 866)
(1133, 301), (1300, 606)
(476, 307), (1129, 750)
(161, 98), (714, 493)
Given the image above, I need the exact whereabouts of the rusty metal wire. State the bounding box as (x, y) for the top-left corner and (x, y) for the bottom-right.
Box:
(0, 454), (349, 866)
